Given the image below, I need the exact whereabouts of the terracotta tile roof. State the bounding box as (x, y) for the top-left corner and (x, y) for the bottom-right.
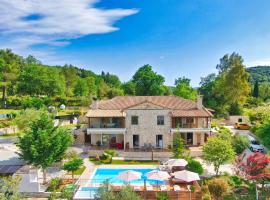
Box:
(88, 96), (213, 117)
(96, 96), (197, 110)
(85, 109), (125, 117)
(171, 109), (212, 117)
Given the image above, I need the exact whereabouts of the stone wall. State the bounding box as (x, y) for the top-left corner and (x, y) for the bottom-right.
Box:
(124, 102), (172, 149)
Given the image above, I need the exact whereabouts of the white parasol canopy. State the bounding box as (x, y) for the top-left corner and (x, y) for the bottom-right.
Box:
(172, 170), (200, 182)
(118, 170), (142, 182)
(165, 159), (188, 167)
(146, 170), (171, 181)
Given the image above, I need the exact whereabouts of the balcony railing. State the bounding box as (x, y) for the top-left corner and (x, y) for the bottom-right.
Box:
(89, 123), (124, 128)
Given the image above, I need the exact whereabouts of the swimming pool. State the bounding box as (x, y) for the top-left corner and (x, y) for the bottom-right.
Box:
(91, 167), (164, 186)
(74, 167), (164, 199)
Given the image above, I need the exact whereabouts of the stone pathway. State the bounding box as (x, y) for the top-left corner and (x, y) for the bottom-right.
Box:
(77, 153), (96, 186)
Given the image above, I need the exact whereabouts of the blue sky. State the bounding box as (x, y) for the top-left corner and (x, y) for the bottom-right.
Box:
(1, 0), (270, 86)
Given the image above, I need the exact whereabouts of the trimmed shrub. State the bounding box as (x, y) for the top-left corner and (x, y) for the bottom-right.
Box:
(47, 178), (61, 192)
(207, 178), (230, 200)
(187, 159), (204, 175)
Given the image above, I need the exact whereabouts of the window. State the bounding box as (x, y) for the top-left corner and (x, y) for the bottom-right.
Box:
(157, 115), (164, 125)
(186, 117), (194, 124)
(131, 116), (138, 125)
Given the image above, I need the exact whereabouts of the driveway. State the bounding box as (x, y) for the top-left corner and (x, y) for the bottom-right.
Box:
(195, 157), (235, 177)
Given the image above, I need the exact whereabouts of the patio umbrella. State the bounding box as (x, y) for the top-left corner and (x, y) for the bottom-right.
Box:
(166, 159), (188, 167)
(172, 170), (200, 182)
(118, 170), (142, 182)
(146, 170), (171, 181)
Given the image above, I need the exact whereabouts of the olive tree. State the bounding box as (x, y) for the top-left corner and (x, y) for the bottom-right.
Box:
(203, 137), (235, 175)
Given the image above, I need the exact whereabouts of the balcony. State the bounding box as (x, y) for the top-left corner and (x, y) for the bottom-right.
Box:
(87, 128), (126, 134)
(171, 117), (211, 133)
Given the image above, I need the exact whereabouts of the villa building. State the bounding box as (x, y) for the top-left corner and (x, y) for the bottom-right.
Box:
(80, 96), (212, 151)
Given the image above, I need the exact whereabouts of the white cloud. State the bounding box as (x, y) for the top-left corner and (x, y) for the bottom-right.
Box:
(0, 0), (138, 61)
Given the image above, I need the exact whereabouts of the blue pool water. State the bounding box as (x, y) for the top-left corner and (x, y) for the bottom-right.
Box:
(74, 167), (163, 199)
(91, 168), (164, 185)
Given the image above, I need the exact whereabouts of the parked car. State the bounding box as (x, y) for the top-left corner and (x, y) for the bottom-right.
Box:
(234, 123), (250, 130)
(248, 136), (264, 152)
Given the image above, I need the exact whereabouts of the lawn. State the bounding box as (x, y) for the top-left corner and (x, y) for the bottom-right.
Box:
(0, 109), (21, 114)
(73, 166), (86, 175)
(89, 157), (160, 165)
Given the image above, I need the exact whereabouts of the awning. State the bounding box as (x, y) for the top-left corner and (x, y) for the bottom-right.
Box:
(171, 109), (212, 117)
(86, 109), (126, 117)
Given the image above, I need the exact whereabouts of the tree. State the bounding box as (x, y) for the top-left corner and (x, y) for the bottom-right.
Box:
(0, 176), (23, 200)
(17, 65), (65, 96)
(253, 81), (259, 98)
(97, 80), (110, 99)
(237, 153), (270, 184)
(62, 65), (78, 96)
(74, 79), (88, 97)
(173, 77), (197, 100)
(13, 109), (44, 132)
(259, 83), (270, 101)
(17, 111), (73, 184)
(108, 88), (124, 99)
(122, 81), (136, 95)
(85, 76), (97, 96)
(132, 64), (165, 96)
(172, 131), (186, 158)
(256, 117), (270, 149)
(203, 137), (235, 175)
(217, 53), (250, 107)
(0, 49), (24, 106)
(101, 72), (121, 88)
(231, 134), (249, 154)
(63, 158), (83, 179)
(216, 126), (232, 141)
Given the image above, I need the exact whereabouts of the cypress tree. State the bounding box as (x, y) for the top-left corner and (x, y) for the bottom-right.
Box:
(253, 81), (259, 98)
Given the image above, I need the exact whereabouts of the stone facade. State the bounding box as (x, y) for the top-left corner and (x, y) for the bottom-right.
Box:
(124, 102), (172, 149)
(81, 99), (212, 150)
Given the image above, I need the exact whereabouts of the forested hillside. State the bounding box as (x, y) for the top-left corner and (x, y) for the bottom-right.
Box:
(1, 49), (269, 117)
(0, 49), (197, 109)
(247, 66), (270, 84)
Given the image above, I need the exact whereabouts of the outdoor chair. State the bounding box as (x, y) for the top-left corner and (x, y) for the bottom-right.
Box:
(160, 185), (168, 191)
(173, 185), (181, 191)
(133, 185), (141, 191)
(146, 185), (154, 191)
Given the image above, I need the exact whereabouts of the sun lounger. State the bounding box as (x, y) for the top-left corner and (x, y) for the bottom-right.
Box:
(133, 185), (141, 191)
(146, 185), (154, 191)
(160, 185), (168, 191)
(173, 185), (181, 191)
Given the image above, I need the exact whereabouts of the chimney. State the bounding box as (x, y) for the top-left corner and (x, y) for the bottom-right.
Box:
(197, 95), (203, 109)
(91, 96), (98, 109)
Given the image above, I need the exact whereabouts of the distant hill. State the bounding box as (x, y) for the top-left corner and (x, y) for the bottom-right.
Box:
(247, 66), (270, 84)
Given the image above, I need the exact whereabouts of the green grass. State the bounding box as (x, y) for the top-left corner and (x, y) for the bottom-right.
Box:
(0, 109), (21, 114)
(72, 166), (86, 175)
(89, 157), (160, 165)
